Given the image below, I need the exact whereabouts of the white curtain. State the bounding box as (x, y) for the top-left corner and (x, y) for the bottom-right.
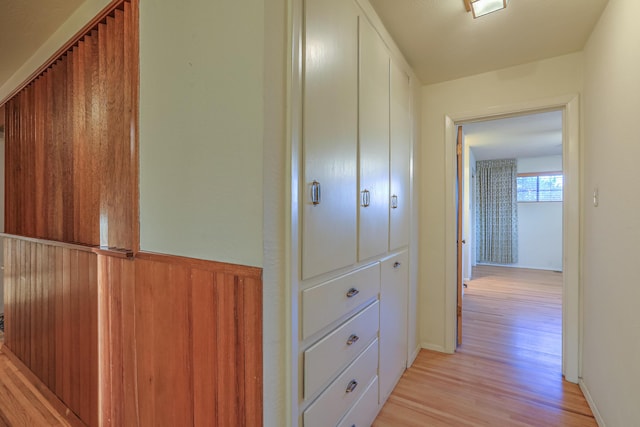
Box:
(475, 159), (518, 264)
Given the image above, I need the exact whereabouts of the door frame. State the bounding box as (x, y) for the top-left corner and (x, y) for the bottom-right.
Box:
(443, 94), (581, 383)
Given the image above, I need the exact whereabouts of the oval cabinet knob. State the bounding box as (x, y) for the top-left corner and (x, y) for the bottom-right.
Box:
(345, 379), (358, 393)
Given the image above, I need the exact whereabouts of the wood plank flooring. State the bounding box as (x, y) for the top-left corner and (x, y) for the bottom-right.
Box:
(374, 265), (597, 427)
(0, 340), (72, 426)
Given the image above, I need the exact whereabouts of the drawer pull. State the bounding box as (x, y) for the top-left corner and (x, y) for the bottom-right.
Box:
(346, 288), (359, 298)
(345, 379), (358, 393)
(346, 334), (359, 346)
(391, 194), (398, 209)
(310, 180), (321, 205)
(393, 261), (401, 269)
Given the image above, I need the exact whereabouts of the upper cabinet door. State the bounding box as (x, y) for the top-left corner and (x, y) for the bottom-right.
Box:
(302, 0), (359, 279)
(358, 17), (390, 262)
(389, 59), (411, 251)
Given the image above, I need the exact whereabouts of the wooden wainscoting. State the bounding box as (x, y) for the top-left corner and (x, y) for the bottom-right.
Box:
(130, 252), (263, 427)
(3, 236), (98, 426)
(3, 235), (263, 426)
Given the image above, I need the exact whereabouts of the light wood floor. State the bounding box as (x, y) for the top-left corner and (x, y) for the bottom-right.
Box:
(0, 334), (73, 426)
(374, 265), (597, 427)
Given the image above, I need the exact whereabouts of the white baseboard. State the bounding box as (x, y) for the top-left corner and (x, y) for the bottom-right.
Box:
(579, 379), (605, 426)
(476, 262), (562, 272)
(408, 345), (420, 367)
(421, 342), (451, 354)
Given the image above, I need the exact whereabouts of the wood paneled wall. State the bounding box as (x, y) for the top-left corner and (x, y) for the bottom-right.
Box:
(101, 252), (263, 427)
(3, 236), (98, 427)
(3, 0), (138, 251)
(2, 0), (263, 424)
(3, 235), (263, 427)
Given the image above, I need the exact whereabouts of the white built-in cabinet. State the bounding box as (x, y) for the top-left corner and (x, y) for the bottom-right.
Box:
(389, 61), (412, 251)
(298, 0), (413, 425)
(358, 16), (390, 262)
(379, 251), (409, 402)
(302, 0), (358, 280)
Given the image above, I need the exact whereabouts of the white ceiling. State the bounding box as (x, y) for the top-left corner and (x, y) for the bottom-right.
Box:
(0, 0), (609, 97)
(369, 0), (609, 84)
(464, 110), (563, 161)
(0, 0), (85, 91)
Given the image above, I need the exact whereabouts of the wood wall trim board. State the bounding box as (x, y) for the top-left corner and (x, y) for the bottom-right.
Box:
(0, 233), (94, 252)
(136, 251), (263, 279)
(0, 345), (86, 427)
(0, 233), (134, 259)
(0, 0), (125, 107)
(127, 0), (140, 255)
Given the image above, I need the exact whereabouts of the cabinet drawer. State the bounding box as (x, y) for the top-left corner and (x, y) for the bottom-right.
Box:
(304, 301), (379, 398)
(302, 263), (380, 339)
(304, 339), (378, 427)
(337, 376), (379, 427)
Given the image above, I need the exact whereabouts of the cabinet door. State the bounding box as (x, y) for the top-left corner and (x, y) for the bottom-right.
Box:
(358, 16), (389, 261)
(302, 0), (359, 279)
(379, 251), (408, 402)
(389, 60), (411, 251)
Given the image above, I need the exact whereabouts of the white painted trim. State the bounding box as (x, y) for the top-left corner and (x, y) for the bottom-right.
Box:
(288, 0), (302, 425)
(408, 345), (421, 367)
(580, 380), (605, 426)
(562, 95), (580, 383)
(443, 94), (581, 382)
(421, 342), (451, 354)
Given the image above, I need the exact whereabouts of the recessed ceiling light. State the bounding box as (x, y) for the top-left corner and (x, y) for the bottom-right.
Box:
(464, 0), (509, 18)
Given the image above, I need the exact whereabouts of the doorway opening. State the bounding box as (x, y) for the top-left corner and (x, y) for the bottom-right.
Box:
(443, 94), (580, 383)
(456, 110), (565, 375)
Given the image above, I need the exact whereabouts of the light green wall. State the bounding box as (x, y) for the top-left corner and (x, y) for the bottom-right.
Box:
(139, 0), (264, 267)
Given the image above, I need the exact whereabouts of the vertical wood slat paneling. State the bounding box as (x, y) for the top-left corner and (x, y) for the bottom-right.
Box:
(2, 0), (138, 251)
(4, 234), (263, 427)
(2, 236), (98, 427)
(98, 254), (138, 427)
(100, 253), (264, 427)
(135, 259), (194, 427)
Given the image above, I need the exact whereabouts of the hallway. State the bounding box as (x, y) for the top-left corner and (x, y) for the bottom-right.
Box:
(373, 266), (596, 426)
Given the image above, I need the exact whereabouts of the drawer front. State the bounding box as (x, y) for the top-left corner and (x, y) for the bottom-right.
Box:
(303, 339), (378, 427)
(302, 262), (380, 339)
(304, 301), (379, 398)
(337, 376), (379, 427)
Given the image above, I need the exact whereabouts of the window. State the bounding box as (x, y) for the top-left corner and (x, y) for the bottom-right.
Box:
(517, 172), (563, 202)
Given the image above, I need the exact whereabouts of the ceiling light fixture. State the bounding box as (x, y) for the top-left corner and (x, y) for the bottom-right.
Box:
(464, 0), (508, 18)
